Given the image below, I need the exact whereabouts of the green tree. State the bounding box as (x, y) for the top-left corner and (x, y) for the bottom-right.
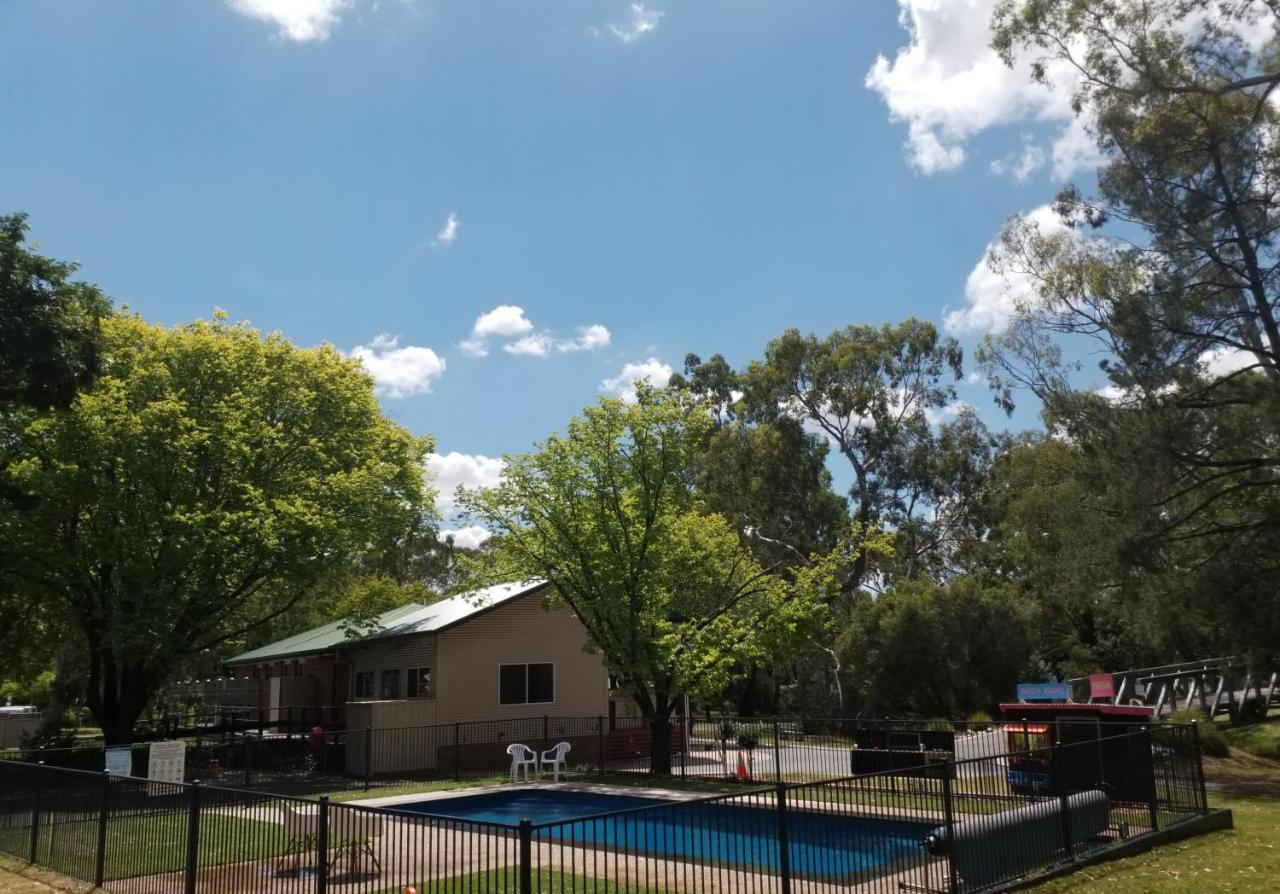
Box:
(742, 320), (964, 592)
(1, 312), (434, 742)
(983, 0), (1280, 664)
(838, 577), (1034, 717)
(0, 213), (110, 410)
(460, 387), (828, 773)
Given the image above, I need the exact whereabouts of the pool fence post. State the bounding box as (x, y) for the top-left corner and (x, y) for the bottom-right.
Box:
(29, 762), (43, 864)
(1143, 726), (1160, 832)
(316, 795), (330, 894)
(94, 770), (110, 888)
(773, 718), (783, 782)
(518, 819), (533, 894)
(364, 727), (374, 791)
(1191, 721), (1209, 813)
(598, 716), (606, 775)
(1051, 741), (1074, 860)
(940, 760), (957, 893)
(244, 734), (255, 788)
(542, 715), (549, 757)
(454, 722), (462, 781)
(775, 783), (792, 894)
(184, 781), (201, 894)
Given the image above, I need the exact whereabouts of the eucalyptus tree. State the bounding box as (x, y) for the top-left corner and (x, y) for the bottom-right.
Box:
(980, 0), (1280, 660)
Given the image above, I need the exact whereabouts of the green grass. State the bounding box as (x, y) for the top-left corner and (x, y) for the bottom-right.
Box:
(1028, 794), (1279, 893)
(1224, 719), (1280, 761)
(0, 813), (287, 881)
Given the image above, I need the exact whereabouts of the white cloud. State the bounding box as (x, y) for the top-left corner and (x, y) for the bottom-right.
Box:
(346, 334), (446, 398)
(990, 138), (1046, 182)
(945, 203), (1071, 335)
(504, 324), (612, 357)
(226, 0), (351, 42)
(439, 525), (493, 550)
(427, 451), (505, 513)
(601, 358), (673, 402)
(1200, 346), (1259, 379)
(866, 0), (1082, 176)
(606, 3), (663, 44)
(460, 305), (534, 357)
(432, 212), (459, 247)
(924, 399), (973, 426)
(462, 305), (609, 358)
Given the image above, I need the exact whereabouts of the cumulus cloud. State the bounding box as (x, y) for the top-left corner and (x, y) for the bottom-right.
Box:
(225, 0), (351, 42)
(439, 525), (493, 550)
(990, 138), (1046, 182)
(601, 358), (674, 402)
(944, 204), (1071, 336)
(606, 3), (663, 44)
(346, 334), (446, 397)
(427, 451), (505, 512)
(461, 305), (609, 358)
(866, 0), (1082, 176)
(504, 324), (612, 357)
(432, 212), (459, 248)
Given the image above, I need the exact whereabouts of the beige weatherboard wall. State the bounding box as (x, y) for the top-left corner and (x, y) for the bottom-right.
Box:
(434, 591), (609, 723)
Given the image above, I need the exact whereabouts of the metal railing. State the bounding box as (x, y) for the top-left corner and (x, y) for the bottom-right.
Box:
(0, 725), (1211, 893)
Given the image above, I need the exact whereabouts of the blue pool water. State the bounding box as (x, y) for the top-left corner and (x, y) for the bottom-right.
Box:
(398, 790), (933, 880)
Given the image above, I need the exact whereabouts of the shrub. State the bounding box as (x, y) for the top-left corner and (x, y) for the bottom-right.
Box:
(1169, 709), (1230, 757)
(967, 711), (994, 731)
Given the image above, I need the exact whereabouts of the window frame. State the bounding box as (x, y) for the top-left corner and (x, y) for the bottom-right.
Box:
(379, 668), (400, 699)
(406, 666), (433, 699)
(498, 662), (555, 706)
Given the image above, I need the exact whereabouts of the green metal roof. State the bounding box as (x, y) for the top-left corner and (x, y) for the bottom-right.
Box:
(223, 602), (428, 666)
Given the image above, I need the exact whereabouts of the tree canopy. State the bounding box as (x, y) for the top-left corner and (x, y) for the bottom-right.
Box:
(1, 312), (434, 741)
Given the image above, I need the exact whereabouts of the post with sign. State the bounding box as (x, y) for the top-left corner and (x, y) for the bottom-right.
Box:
(147, 740), (187, 795)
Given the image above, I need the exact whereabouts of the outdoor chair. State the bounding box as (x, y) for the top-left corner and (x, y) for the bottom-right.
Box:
(540, 741), (572, 782)
(277, 803), (319, 875)
(507, 743), (537, 782)
(328, 807), (384, 878)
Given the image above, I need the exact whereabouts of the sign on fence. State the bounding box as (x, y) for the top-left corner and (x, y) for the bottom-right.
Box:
(1016, 682), (1071, 702)
(147, 740), (185, 793)
(1088, 673), (1116, 701)
(104, 745), (132, 776)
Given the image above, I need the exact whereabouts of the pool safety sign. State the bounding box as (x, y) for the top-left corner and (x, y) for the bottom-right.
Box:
(1016, 682), (1071, 702)
(104, 745), (132, 776)
(146, 740), (186, 792)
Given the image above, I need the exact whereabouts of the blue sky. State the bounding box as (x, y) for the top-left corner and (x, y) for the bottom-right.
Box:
(2, 1), (1103, 536)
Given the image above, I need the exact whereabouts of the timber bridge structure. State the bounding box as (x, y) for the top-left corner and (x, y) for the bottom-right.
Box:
(1069, 657), (1280, 719)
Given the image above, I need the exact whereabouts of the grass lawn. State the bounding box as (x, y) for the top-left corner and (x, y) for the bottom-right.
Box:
(377, 867), (658, 894)
(0, 812), (287, 882)
(1029, 794), (1280, 893)
(1225, 720), (1280, 761)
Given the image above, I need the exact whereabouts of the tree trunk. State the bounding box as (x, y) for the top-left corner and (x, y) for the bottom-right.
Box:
(648, 711), (673, 776)
(84, 642), (157, 745)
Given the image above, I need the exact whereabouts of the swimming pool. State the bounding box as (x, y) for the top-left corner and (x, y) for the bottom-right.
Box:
(397, 790), (933, 880)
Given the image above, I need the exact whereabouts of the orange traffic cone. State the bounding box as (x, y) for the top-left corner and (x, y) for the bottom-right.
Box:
(736, 750), (749, 780)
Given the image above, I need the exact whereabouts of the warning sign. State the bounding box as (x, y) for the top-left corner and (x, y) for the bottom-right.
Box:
(146, 740), (186, 793)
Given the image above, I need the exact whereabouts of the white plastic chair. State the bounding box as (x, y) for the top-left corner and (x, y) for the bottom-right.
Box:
(507, 743), (537, 782)
(540, 741), (571, 783)
(328, 808), (384, 877)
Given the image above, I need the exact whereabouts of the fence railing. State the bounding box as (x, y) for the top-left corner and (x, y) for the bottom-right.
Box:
(0, 725), (1211, 894)
(2, 714), (1204, 797)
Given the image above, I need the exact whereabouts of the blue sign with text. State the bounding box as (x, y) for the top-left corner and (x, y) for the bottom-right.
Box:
(1016, 682), (1071, 702)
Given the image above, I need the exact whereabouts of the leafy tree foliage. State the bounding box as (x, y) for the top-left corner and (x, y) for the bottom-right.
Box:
(461, 387), (830, 772)
(0, 213), (110, 410)
(837, 577), (1034, 718)
(982, 0), (1280, 665)
(1, 313), (434, 742)
(741, 319), (964, 591)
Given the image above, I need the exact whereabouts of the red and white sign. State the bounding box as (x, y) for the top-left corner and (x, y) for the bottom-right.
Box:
(1088, 673), (1116, 701)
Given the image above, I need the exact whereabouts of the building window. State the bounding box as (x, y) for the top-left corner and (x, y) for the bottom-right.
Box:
(499, 663), (554, 705)
(353, 671), (374, 699)
(407, 667), (432, 698)
(380, 669), (400, 699)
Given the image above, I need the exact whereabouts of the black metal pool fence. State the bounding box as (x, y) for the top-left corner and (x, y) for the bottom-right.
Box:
(0, 725), (1212, 894)
(0, 715), (1199, 794)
